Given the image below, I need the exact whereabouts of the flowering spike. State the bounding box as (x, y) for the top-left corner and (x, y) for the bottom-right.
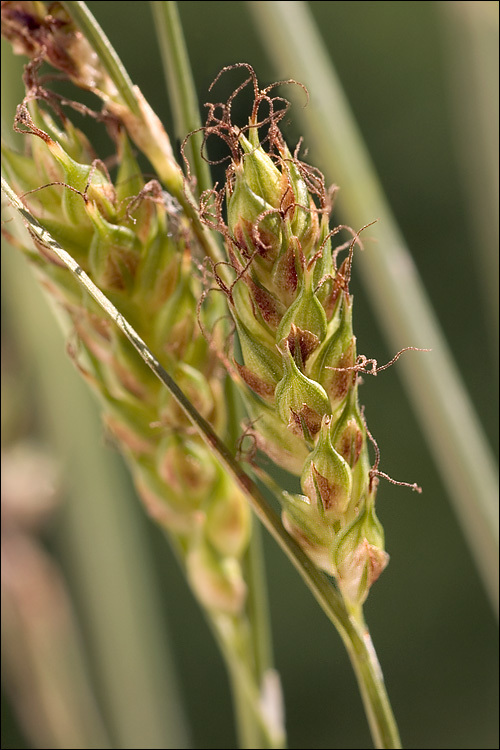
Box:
(1, 49), (259, 659)
(197, 65), (409, 606)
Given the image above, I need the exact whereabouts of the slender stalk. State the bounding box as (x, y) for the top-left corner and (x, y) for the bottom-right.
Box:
(2, 175), (401, 749)
(226, 378), (278, 747)
(208, 615), (285, 749)
(243, 519), (273, 691)
(224, 377), (276, 701)
(247, 0), (499, 617)
(161, 528), (281, 748)
(151, 1), (213, 197)
(230, 665), (265, 749)
(341, 610), (401, 750)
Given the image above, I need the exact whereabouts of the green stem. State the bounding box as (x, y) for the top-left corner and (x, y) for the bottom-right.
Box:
(209, 615), (285, 749)
(247, 0), (499, 617)
(341, 610), (401, 750)
(164, 531), (282, 748)
(230, 665), (263, 749)
(225, 380), (279, 746)
(151, 1), (213, 197)
(225, 380), (275, 688)
(244, 520), (274, 690)
(2, 176), (400, 748)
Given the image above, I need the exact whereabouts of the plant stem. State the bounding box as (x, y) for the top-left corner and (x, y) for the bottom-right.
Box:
(247, 0), (499, 618)
(230, 662), (265, 749)
(164, 531), (283, 748)
(244, 520), (274, 690)
(2, 177), (401, 748)
(340, 609), (401, 750)
(208, 615), (285, 749)
(151, 1), (213, 197)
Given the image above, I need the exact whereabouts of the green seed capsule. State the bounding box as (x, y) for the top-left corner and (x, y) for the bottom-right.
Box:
(283, 149), (319, 255)
(234, 314), (283, 401)
(87, 203), (141, 292)
(331, 396), (365, 468)
(205, 470), (251, 559)
(238, 132), (283, 208)
(301, 416), (352, 521)
(280, 491), (336, 575)
(133, 458), (202, 535)
(309, 292), (356, 415)
(156, 433), (217, 501)
(186, 531), (247, 616)
(275, 343), (331, 440)
(227, 157), (282, 260)
(334, 499), (389, 608)
(153, 265), (197, 361)
(276, 263), (327, 363)
(244, 392), (310, 475)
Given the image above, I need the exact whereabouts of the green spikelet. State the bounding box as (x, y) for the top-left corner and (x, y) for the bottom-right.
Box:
(275, 343), (331, 441)
(300, 416), (352, 522)
(334, 497), (389, 608)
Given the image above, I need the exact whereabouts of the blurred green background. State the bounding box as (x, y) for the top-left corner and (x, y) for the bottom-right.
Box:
(1, 2), (498, 748)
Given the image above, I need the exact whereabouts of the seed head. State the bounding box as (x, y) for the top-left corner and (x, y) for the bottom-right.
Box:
(334, 499), (389, 607)
(186, 530), (247, 616)
(197, 65), (397, 606)
(275, 342), (331, 440)
(301, 416), (352, 521)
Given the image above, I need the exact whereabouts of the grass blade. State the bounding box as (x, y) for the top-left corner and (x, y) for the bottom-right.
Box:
(150, 1), (213, 196)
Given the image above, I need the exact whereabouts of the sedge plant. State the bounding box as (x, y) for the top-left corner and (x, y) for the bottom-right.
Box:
(2, 2), (496, 749)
